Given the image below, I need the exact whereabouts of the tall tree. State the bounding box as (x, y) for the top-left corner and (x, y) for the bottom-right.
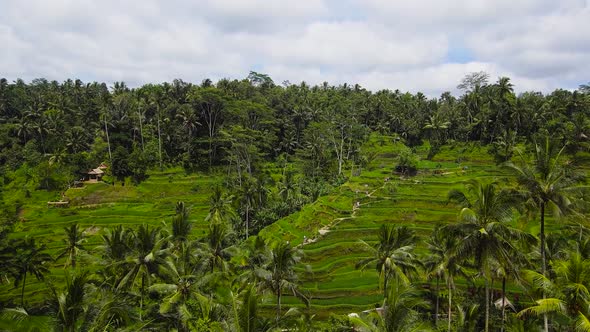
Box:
(56, 223), (87, 269)
(426, 226), (467, 332)
(448, 179), (533, 332)
(10, 237), (52, 308)
(264, 241), (307, 323)
(117, 225), (170, 321)
(504, 136), (586, 332)
(356, 225), (420, 297)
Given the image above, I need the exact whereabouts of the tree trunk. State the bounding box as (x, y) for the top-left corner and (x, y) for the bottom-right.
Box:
(435, 276), (439, 326)
(540, 202), (548, 332)
(448, 277), (452, 332)
(104, 116), (112, 162)
(501, 277), (506, 332)
(20, 272), (27, 308)
(276, 287), (281, 324)
(138, 108), (144, 151)
(245, 205), (249, 240)
(383, 269), (389, 298)
(157, 111), (162, 171)
(485, 278), (490, 332)
(140, 274), (145, 321)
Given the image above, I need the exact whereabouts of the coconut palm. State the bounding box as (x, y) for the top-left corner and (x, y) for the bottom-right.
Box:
(171, 201), (192, 243)
(148, 257), (210, 332)
(356, 225), (420, 297)
(206, 186), (235, 224)
(504, 136), (586, 331)
(100, 225), (132, 263)
(10, 237), (52, 308)
(504, 136), (584, 276)
(349, 278), (431, 332)
(426, 226), (468, 332)
(198, 221), (236, 274)
(117, 225), (170, 321)
(519, 250), (590, 330)
(264, 241), (308, 323)
(448, 179), (534, 332)
(56, 223), (87, 269)
(49, 270), (90, 332)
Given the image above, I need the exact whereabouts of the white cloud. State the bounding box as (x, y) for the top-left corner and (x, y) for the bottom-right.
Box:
(0, 0), (588, 95)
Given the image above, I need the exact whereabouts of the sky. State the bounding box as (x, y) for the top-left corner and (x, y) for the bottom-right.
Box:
(1, 0), (589, 96)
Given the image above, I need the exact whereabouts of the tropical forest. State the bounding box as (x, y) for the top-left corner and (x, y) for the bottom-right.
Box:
(0, 72), (589, 331)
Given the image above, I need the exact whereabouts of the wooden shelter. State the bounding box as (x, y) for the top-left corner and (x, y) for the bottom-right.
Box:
(87, 168), (104, 182)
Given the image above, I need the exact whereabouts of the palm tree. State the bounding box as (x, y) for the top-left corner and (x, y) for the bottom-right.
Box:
(10, 237), (52, 308)
(235, 236), (271, 288)
(56, 223), (87, 269)
(426, 226), (468, 332)
(117, 225), (170, 321)
(176, 105), (200, 155)
(100, 225), (132, 263)
(356, 225), (420, 297)
(504, 136), (585, 332)
(504, 137), (584, 276)
(198, 221), (235, 273)
(229, 285), (266, 332)
(423, 113), (450, 156)
(264, 241), (307, 323)
(448, 179), (533, 332)
(99, 107), (113, 162)
(148, 256), (209, 332)
(49, 271), (90, 332)
(519, 251), (590, 330)
(206, 186), (235, 224)
(171, 201), (192, 243)
(239, 178), (258, 239)
(349, 278), (432, 332)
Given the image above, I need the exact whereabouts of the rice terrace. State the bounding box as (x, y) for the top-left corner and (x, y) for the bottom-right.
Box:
(1, 1), (590, 331)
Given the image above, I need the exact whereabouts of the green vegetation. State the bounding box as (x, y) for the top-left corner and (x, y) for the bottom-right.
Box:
(0, 73), (590, 331)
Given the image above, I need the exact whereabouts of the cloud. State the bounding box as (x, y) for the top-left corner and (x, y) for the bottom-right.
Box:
(0, 0), (588, 95)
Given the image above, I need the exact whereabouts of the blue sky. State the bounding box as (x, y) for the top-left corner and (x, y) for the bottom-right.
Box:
(1, 0), (589, 96)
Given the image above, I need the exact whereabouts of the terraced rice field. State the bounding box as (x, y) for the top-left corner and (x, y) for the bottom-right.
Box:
(262, 138), (513, 318)
(0, 168), (220, 304)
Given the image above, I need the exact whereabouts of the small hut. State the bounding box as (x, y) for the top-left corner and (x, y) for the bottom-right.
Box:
(494, 296), (516, 311)
(87, 168), (104, 182)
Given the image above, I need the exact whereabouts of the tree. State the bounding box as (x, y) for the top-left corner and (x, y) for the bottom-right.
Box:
(264, 241), (307, 323)
(188, 87), (227, 168)
(111, 146), (130, 183)
(423, 113), (450, 159)
(349, 278), (431, 332)
(356, 225), (420, 297)
(49, 270), (90, 332)
(10, 237), (52, 308)
(117, 225), (170, 321)
(448, 179), (533, 332)
(504, 136), (586, 331)
(56, 223), (87, 269)
(148, 257), (209, 332)
(198, 221), (235, 274)
(519, 251), (590, 330)
(206, 186), (235, 224)
(171, 201), (192, 243)
(426, 227), (468, 332)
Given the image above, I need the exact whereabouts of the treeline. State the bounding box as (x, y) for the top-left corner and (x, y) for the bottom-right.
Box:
(1, 72), (589, 181)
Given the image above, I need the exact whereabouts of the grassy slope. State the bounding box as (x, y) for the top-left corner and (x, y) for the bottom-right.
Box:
(4, 136), (585, 320)
(261, 136), (525, 318)
(1, 167), (220, 305)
